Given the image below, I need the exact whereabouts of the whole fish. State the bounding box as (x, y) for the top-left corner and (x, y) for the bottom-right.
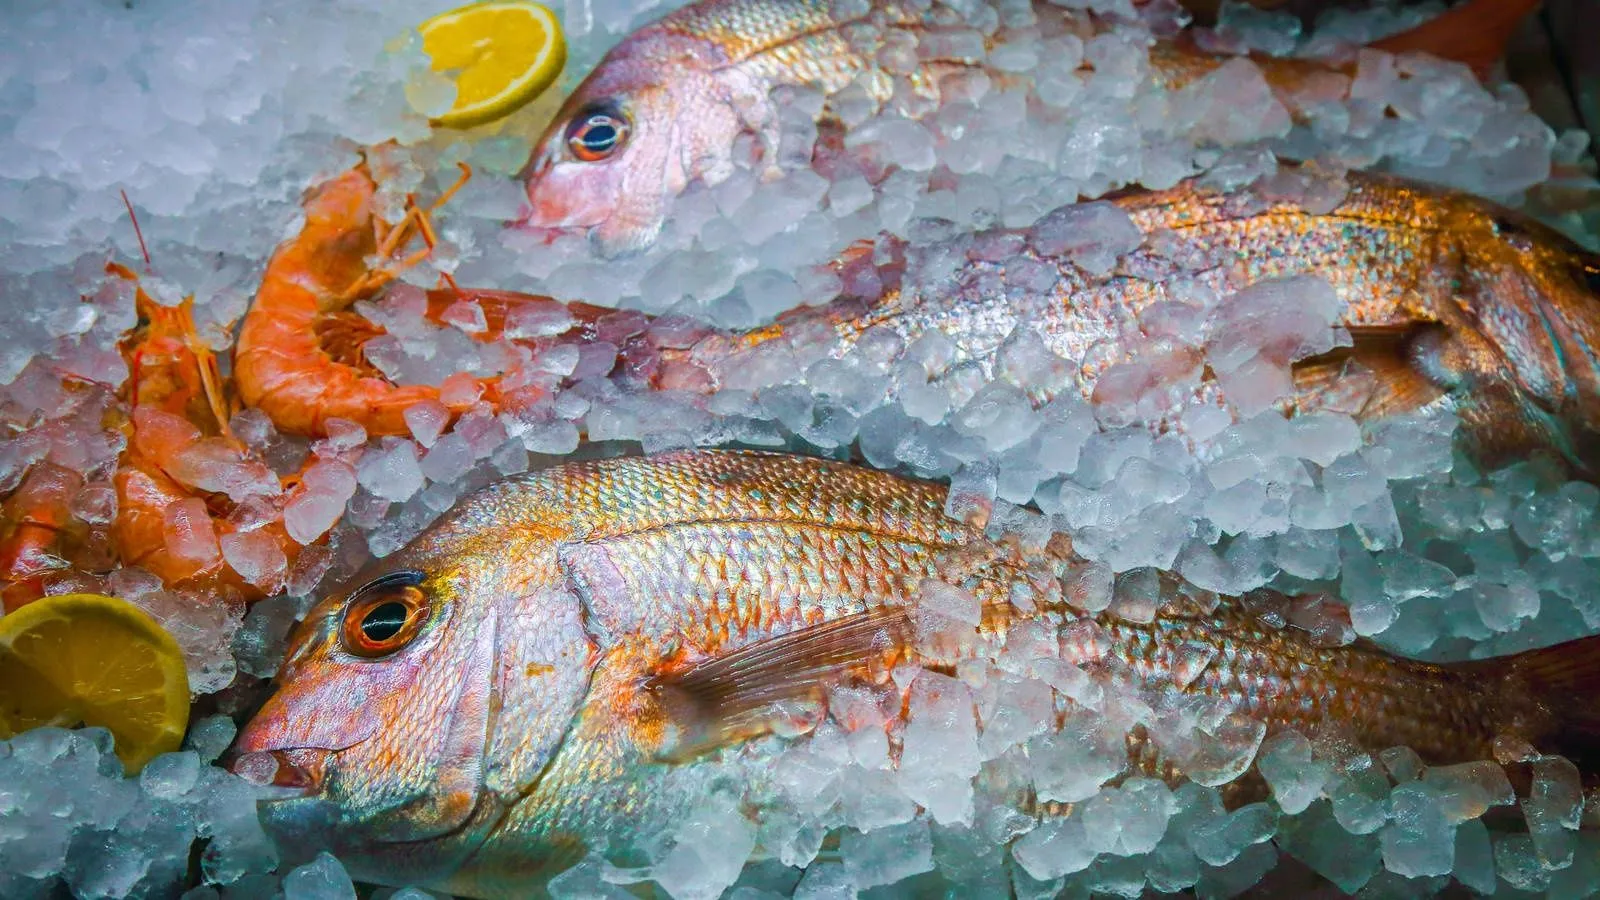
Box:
(517, 0), (1532, 255)
(524, 168), (1600, 477)
(233, 450), (1600, 897)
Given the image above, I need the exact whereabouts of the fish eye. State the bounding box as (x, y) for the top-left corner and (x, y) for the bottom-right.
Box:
(341, 570), (430, 659)
(566, 106), (629, 162)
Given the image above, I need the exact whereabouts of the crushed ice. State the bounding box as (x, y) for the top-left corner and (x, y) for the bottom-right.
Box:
(3, 0), (1600, 895)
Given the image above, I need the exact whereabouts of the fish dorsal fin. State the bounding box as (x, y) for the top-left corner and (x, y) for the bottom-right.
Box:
(1290, 324), (1447, 420)
(647, 605), (912, 761)
(1368, 0), (1541, 80)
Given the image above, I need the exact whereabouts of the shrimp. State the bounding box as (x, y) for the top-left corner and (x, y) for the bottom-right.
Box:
(0, 459), (87, 612)
(233, 163), (538, 437)
(111, 266), (305, 601)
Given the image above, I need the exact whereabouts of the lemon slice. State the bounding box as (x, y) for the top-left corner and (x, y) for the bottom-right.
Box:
(0, 593), (190, 774)
(418, 0), (568, 129)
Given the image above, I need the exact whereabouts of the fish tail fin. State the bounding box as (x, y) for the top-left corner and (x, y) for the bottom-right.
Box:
(1368, 0), (1543, 80)
(1498, 634), (1600, 766)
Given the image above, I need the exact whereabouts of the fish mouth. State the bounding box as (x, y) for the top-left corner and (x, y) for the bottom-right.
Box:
(228, 747), (334, 799)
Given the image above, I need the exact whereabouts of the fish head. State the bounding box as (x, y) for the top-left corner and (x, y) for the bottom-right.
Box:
(518, 29), (759, 257)
(232, 484), (595, 887)
(1428, 203), (1600, 473)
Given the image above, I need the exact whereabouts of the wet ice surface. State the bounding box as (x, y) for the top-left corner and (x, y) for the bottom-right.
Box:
(3, 0), (1600, 896)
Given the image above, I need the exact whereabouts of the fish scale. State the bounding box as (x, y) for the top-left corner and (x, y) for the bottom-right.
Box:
(240, 450), (1600, 897)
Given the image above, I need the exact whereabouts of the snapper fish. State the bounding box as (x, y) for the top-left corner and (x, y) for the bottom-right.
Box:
(516, 0), (1536, 256)
(233, 450), (1600, 896)
(517, 168), (1600, 478)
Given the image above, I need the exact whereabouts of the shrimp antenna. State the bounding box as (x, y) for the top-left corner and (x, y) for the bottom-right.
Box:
(120, 189), (152, 271)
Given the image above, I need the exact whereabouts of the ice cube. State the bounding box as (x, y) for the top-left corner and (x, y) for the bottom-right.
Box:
(163, 497), (220, 565)
(419, 432), (474, 485)
(1011, 814), (1097, 880)
(283, 459), (357, 545)
(139, 750), (202, 801)
(182, 716), (237, 765)
(404, 400), (451, 448)
(646, 793), (757, 900)
(356, 438), (425, 502)
(1027, 201), (1142, 276)
(1523, 755), (1583, 869)
(281, 852), (357, 900)
(1081, 778), (1174, 856)
(897, 670), (981, 824)
(1380, 782), (1455, 877)
(219, 530), (289, 592)
(839, 818), (934, 888)
(1255, 731), (1333, 814)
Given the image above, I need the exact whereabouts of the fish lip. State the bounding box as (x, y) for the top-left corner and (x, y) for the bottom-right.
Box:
(227, 747), (335, 800)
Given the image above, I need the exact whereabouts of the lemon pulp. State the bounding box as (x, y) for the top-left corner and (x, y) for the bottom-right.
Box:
(419, 0), (568, 129)
(0, 593), (190, 774)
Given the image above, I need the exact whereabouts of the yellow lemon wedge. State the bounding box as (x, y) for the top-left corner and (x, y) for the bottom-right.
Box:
(418, 0), (568, 129)
(0, 593), (189, 774)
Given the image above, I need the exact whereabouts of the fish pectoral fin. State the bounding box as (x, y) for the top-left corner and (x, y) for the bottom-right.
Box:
(1290, 324), (1447, 420)
(647, 606), (912, 761)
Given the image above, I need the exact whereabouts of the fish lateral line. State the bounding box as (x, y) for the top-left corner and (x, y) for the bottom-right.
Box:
(567, 515), (977, 551)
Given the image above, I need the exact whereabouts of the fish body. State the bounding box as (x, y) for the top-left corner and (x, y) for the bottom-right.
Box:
(235, 450), (1600, 896)
(517, 0), (1527, 255)
(599, 169), (1600, 475)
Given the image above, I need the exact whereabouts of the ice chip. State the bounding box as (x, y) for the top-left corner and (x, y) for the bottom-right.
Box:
(1012, 815), (1097, 880)
(220, 530), (289, 592)
(139, 751), (201, 800)
(1524, 755), (1583, 869)
(403, 400), (452, 449)
(283, 459), (357, 545)
(1256, 731), (1333, 814)
(357, 438), (425, 502)
(1027, 201), (1142, 276)
(898, 670), (980, 824)
(282, 852), (357, 900)
(646, 793), (756, 900)
(1082, 778), (1174, 856)
(1380, 782), (1456, 877)
(840, 818), (934, 888)
(182, 715), (237, 765)
(164, 497), (220, 565)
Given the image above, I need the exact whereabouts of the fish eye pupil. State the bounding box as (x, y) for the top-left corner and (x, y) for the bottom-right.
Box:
(361, 601), (410, 643)
(567, 109), (628, 161)
(582, 122), (617, 151)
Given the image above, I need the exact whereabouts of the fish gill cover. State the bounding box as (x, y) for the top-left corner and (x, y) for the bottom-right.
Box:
(1, 0), (1599, 896)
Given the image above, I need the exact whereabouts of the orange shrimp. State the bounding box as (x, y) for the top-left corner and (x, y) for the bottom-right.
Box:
(233, 163), (544, 437)
(111, 267), (307, 601)
(0, 460), (86, 612)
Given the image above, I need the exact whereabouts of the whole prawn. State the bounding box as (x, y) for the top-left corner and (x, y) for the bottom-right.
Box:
(233, 164), (528, 438)
(110, 266), (311, 601)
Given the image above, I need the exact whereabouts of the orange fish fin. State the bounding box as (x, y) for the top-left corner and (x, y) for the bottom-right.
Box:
(1290, 325), (1446, 421)
(1368, 0), (1542, 80)
(648, 606), (912, 761)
